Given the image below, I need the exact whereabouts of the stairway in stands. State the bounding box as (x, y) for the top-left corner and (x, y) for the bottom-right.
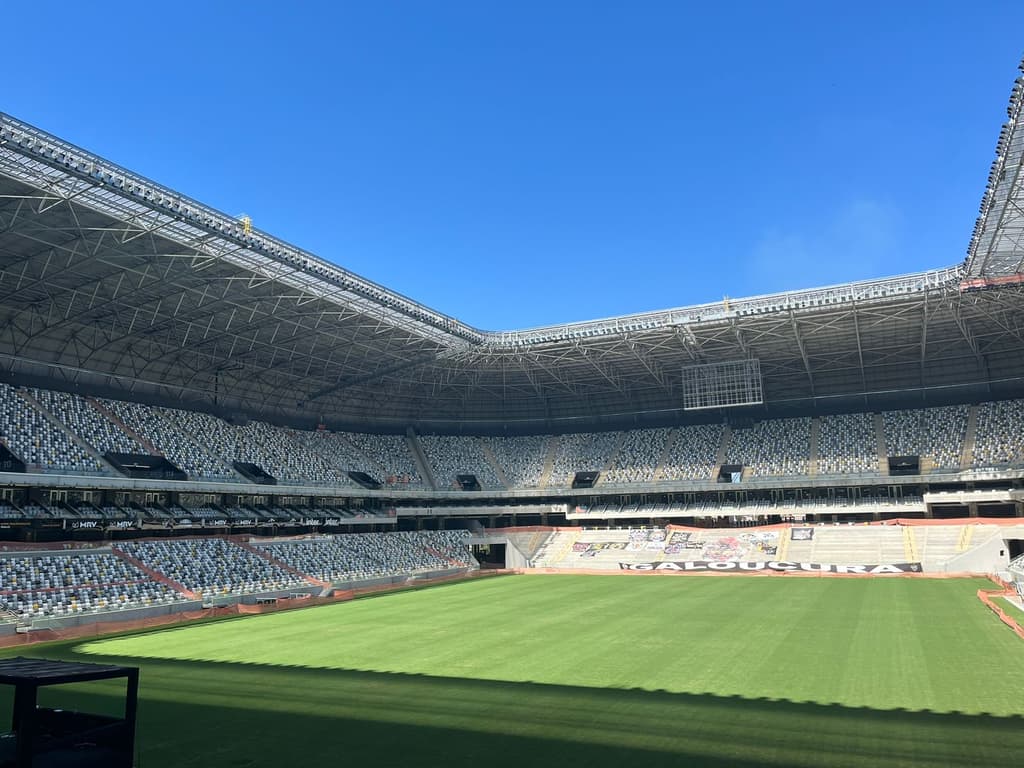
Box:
(650, 428), (678, 482)
(88, 397), (160, 456)
(873, 413), (888, 473)
(712, 425), (732, 482)
(902, 526), (919, 562)
(478, 440), (511, 489)
(807, 418), (821, 477)
(961, 405), (979, 470)
(109, 547), (196, 599)
(538, 436), (558, 489)
(406, 430), (438, 490)
(19, 390), (115, 473)
(234, 539), (328, 588)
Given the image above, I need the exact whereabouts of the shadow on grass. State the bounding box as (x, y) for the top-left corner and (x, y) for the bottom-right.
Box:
(0, 647), (1019, 768)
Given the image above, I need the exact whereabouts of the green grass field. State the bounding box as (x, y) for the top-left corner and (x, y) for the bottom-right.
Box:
(3, 574), (1024, 767)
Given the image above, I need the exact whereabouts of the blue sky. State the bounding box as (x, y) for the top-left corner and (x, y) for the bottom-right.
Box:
(4, 2), (1023, 329)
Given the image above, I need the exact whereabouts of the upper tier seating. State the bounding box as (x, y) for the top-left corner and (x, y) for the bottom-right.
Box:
(101, 399), (236, 480)
(602, 428), (671, 484)
(973, 399), (1024, 467)
(883, 405), (967, 470)
(818, 413), (878, 475)
(658, 424), (725, 482)
(549, 431), (620, 486)
(483, 435), (548, 488)
(420, 435), (502, 489)
(724, 418), (811, 477)
(342, 433), (423, 488)
(0, 384), (101, 473)
(31, 389), (143, 455)
(6, 383), (1024, 487)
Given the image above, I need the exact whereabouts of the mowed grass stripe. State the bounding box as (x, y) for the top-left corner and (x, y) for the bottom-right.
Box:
(0, 574), (1019, 767)
(76, 575), (1024, 714)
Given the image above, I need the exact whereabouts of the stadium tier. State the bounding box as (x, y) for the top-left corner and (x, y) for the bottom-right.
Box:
(0, 61), (1022, 558)
(0, 521), (1015, 631)
(0, 383), (1022, 486)
(0, 531), (476, 627)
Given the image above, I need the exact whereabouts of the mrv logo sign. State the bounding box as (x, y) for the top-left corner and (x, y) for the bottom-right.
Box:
(619, 561), (922, 574)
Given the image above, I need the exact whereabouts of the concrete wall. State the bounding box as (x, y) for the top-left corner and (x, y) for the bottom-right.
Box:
(29, 600), (203, 631)
(329, 567), (471, 592)
(940, 536), (1012, 575)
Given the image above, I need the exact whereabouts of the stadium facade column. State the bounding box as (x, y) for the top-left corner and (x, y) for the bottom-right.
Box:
(969, 502), (979, 518)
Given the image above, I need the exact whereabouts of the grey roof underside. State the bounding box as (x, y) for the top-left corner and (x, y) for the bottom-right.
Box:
(3, 55), (1024, 431)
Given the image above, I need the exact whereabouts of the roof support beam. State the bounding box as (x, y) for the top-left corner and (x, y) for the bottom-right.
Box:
(789, 312), (816, 398)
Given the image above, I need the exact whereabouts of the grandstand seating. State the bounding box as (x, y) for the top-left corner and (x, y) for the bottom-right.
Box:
(31, 388), (143, 456)
(2, 382), (1024, 490)
(973, 399), (1024, 467)
(785, 525), (906, 564)
(341, 432), (424, 488)
(256, 530), (475, 582)
(817, 413), (878, 475)
(602, 428), (670, 484)
(724, 417), (811, 477)
(100, 399), (237, 480)
(525, 522), (1001, 571)
(0, 551), (187, 621)
(883, 405), (967, 470)
(659, 423), (724, 481)
(116, 538), (309, 597)
(291, 430), (371, 482)
(549, 431), (620, 486)
(483, 435), (548, 487)
(420, 435), (502, 489)
(0, 384), (102, 473)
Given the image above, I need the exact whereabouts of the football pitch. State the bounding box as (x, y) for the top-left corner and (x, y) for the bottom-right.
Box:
(4, 574), (1024, 767)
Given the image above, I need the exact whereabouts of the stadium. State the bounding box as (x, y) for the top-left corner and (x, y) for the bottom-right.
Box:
(0, 38), (1022, 768)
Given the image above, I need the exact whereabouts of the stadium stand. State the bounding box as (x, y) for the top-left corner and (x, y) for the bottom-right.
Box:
(292, 430), (373, 482)
(1, 382), (1022, 492)
(230, 421), (352, 486)
(31, 388), (144, 456)
(0, 384), (103, 473)
(342, 432), (424, 488)
(0, 551), (187, 621)
(256, 531), (475, 582)
(549, 431), (620, 486)
(972, 399), (1024, 467)
(483, 435), (549, 488)
(658, 423), (725, 482)
(817, 413), (879, 475)
(724, 417), (811, 477)
(883, 405), (968, 470)
(100, 399), (237, 480)
(602, 428), (671, 484)
(116, 539), (309, 597)
(419, 435), (502, 490)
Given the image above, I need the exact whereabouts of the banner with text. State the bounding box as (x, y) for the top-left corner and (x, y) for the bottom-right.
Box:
(619, 561), (922, 574)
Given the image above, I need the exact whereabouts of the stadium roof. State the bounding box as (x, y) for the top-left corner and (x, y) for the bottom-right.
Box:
(1, 61), (1024, 431)
(966, 60), (1024, 277)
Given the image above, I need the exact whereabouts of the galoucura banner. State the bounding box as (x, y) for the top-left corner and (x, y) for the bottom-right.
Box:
(618, 561), (922, 574)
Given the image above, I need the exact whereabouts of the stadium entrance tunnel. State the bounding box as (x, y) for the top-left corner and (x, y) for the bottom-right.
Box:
(1008, 538), (1024, 560)
(571, 471), (600, 489)
(472, 542), (505, 567)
